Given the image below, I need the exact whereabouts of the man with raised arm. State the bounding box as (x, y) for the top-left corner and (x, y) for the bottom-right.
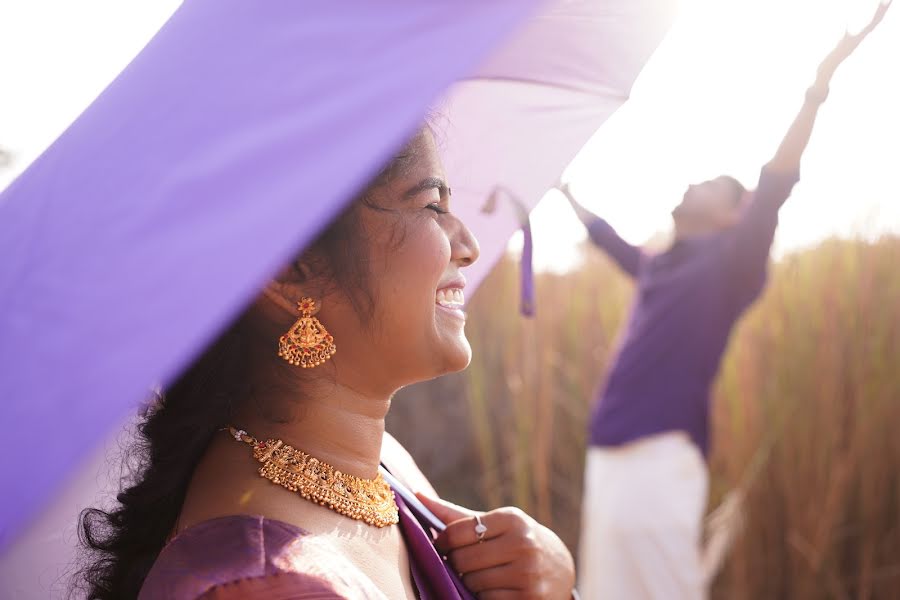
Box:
(560, 4), (892, 598)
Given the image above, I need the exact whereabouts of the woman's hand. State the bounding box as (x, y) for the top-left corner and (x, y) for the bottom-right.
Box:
(816, 0), (892, 85)
(418, 493), (576, 600)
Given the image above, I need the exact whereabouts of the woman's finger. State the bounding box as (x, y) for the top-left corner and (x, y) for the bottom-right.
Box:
(460, 563), (523, 594)
(435, 514), (496, 553)
(446, 536), (519, 574)
(415, 492), (475, 525)
(435, 507), (527, 553)
(478, 592), (524, 600)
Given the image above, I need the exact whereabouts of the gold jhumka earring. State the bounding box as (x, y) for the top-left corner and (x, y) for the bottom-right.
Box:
(277, 297), (337, 368)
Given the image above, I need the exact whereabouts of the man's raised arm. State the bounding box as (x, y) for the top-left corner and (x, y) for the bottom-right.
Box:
(768, 1), (891, 175)
(729, 1), (891, 292)
(559, 183), (642, 278)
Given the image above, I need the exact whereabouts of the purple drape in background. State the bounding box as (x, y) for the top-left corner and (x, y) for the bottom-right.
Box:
(0, 0), (542, 550)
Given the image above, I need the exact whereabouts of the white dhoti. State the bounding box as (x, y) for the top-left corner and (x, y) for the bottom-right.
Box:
(577, 431), (709, 600)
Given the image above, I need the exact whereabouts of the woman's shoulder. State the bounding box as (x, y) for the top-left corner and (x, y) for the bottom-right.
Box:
(138, 514), (386, 600)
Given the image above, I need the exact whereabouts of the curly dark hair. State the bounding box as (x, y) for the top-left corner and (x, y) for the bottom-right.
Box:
(75, 132), (426, 599)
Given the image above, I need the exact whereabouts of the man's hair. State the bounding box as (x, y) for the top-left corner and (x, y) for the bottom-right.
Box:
(720, 175), (747, 206)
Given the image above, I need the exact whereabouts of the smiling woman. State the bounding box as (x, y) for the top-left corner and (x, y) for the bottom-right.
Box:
(77, 127), (575, 600)
(348, 129), (479, 382)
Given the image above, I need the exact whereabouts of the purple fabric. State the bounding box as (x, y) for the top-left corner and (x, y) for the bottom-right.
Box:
(442, 0), (677, 290)
(395, 494), (476, 600)
(0, 0), (543, 550)
(139, 502), (471, 599)
(588, 168), (800, 455)
(138, 516), (358, 599)
(480, 186), (536, 317)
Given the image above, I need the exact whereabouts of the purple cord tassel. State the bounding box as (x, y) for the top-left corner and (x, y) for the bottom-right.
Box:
(481, 186), (536, 318)
(520, 218), (535, 317)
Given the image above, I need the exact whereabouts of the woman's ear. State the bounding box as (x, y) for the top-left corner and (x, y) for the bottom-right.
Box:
(274, 254), (316, 285)
(260, 283), (295, 315)
(264, 257), (317, 314)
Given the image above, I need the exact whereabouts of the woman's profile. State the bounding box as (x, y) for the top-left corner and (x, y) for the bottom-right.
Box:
(78, 127), (577, 599)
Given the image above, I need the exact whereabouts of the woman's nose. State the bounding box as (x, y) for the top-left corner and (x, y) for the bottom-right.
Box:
(452, 218), (480, 267)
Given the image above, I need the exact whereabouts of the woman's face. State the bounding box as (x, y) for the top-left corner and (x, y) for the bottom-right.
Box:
(319, 129), (480, 396)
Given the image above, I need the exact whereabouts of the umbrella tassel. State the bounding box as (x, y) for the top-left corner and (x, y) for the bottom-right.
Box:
(482, 185), (536, 317)
(520, 218), (535, 317)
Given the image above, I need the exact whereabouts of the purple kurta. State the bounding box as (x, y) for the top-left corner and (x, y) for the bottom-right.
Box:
(587, 168), (800, 456)
(140, 494), (473, 600)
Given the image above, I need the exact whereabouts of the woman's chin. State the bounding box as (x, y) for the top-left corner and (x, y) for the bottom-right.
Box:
(436, 339), (472, 375)
(449, 345), (473, 373)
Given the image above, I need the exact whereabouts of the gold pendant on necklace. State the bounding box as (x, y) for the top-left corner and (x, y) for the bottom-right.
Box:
(229, 426), (399, 527)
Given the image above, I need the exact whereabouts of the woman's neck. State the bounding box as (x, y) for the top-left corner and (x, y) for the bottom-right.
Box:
(235, 380), (392, 480)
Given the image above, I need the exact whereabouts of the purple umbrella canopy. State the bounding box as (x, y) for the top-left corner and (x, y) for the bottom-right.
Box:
(0, 0), (673, 569)
(441, 0), (675, 292)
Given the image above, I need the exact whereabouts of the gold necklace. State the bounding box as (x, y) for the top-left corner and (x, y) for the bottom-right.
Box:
(228, 426), (399, 527)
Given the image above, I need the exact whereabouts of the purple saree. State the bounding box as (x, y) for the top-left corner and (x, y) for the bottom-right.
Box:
(139, 493), (473, 600)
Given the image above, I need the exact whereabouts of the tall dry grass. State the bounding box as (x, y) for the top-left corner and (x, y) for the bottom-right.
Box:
(710, 237), (900, 598)
(387, 235), (900, 598)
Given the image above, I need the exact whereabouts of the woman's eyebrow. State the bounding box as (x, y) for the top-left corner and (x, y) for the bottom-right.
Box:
(403, 177), (449, 200)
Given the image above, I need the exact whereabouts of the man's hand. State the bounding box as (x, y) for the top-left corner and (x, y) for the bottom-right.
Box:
(418, 493), (576, 600)
(816, 0), (892, 85)
(558, 183), (596, 227)
(768, 0), (891, 172)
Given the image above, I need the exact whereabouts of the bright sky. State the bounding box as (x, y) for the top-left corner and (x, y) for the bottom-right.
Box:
(0, 1), (181, 185)
(533, 0), (900, 271)
(1, 0), (898, 273)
